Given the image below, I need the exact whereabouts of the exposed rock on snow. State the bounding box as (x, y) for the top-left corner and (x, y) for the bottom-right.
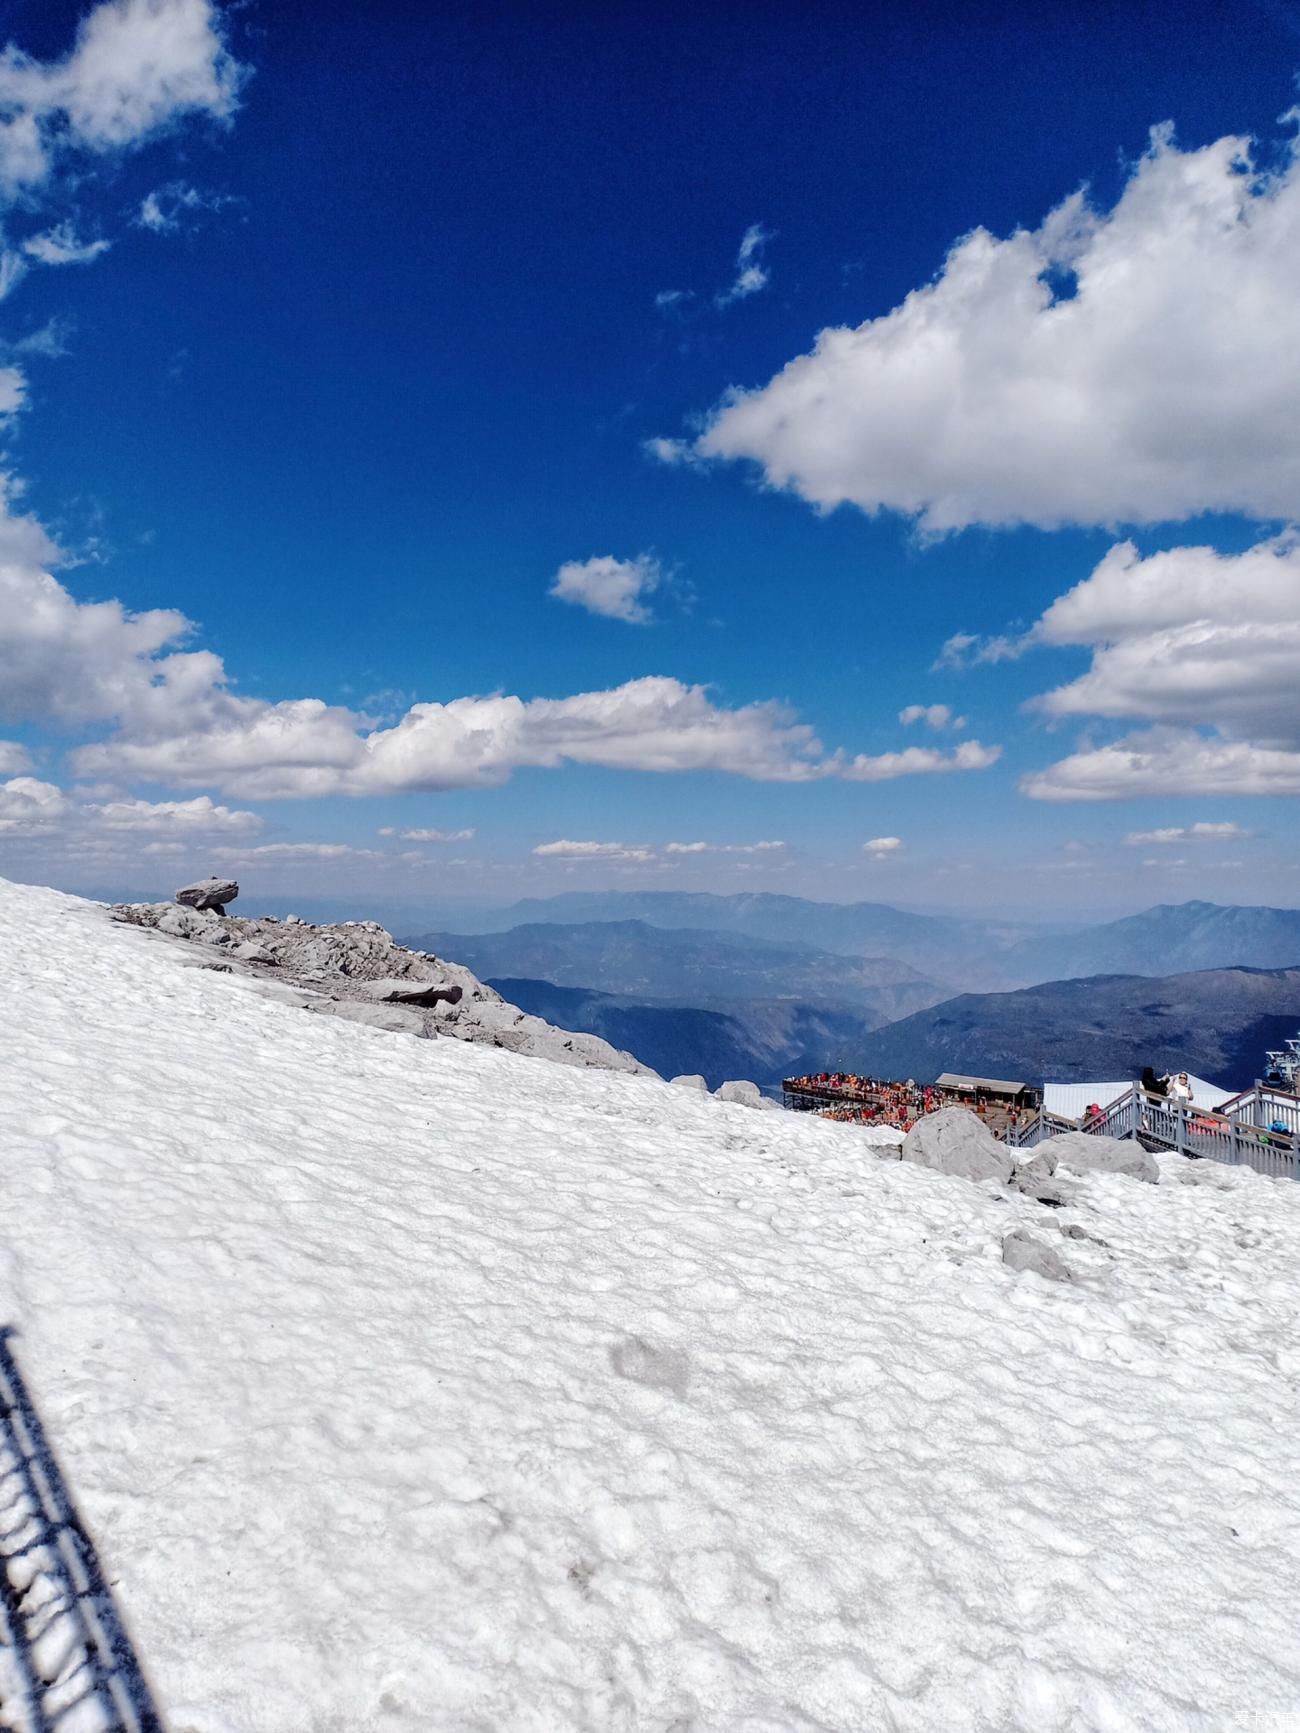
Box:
(900, 1105), (1014, 1185)
(714, 1078), (768, 1108)
(5, 877), (1300, 1731)
(112, 900), (653, 1077)
(1002, 1226), (1075, 1283)
(1050, 1129), (1160, 1183)
(670, 1073), (709, 1091)
(1012, 1145), (1058, 1188)
(175, 876), (238, 913)
(360, 976), (464, 1008)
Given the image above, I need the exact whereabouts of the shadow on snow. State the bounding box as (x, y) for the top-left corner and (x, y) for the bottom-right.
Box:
(0, 1327), (164, 1732)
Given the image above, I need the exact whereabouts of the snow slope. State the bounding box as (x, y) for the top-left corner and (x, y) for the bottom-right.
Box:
(3, 876), (1300, 1732)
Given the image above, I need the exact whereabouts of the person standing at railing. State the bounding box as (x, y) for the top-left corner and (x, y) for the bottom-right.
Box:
(1167, 1073), (1193, 1108)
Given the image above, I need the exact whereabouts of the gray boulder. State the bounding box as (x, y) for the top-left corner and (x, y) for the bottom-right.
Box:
(1002, 1228), (1074, 1283)
(715, 1080), (766, 1109)
(176, 877), (238, 914)
(360, 976), (464, 1009)
(901, 1107), (1013, 1185)
(1050, 1130), (1159, 1184)
(1012, 1145), (1058, 1188)
(670, 1074), (709, 1092)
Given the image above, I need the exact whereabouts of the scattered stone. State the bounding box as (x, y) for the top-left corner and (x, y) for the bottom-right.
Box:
(233, 941), (277, 964)
(1050, 1130), (1159, 1184)
(900, 1107), (1013, 1186)
(360, 977), (464, 1008)
(1002, 1227), (1074, 1283)
(175, 877), (238, 915)
(670, 1074), (709, 1092)
(1021, 1177), (1080, 1208)
(155, 904), (219, 941)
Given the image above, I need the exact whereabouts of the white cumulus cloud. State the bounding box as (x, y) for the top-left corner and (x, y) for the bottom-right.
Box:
(661, 121), (1300, 532)
(0, 0), (243, 198)
(899, 703), (965, 731)
(840, 741), (1001, 782)
(863, 836), (903, 855)
(0, 775), (67, 830)
(549, 554), (661, 625)
(0, 494), (1003, 800)
(994, 535), (1300, 800)
(88, 794), (260, 833)
(1024, 732), (1300, 801)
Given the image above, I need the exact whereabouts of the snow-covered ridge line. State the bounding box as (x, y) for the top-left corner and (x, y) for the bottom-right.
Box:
(111, 896), (658, 1077)
(3, 875), (1300, 1730)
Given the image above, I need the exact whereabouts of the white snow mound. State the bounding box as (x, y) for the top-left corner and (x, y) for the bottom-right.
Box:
(3, 876), (1300, 1732)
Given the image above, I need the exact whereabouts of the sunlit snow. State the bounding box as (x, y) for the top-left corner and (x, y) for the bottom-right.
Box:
(2, 877), (1299, 1730)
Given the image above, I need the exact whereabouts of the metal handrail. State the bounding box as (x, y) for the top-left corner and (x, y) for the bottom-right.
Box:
(1007, 1082), (1297, 1180)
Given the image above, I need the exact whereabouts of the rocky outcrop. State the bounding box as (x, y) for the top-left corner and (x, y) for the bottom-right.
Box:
(900, 1106), (1013, 1185)
(670, 1074), (709, 1092)
(111, 902), (655, 1078)
(176, 877), (238, 914)
(1048, 1130), (1159, 1183)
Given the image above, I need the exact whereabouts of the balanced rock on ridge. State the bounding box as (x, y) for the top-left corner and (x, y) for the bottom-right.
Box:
(900, 1106), (1013, 1185)
(176, 878), (239, 915)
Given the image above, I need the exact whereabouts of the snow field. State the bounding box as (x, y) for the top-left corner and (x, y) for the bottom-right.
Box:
(2, 877), (1300, 1731)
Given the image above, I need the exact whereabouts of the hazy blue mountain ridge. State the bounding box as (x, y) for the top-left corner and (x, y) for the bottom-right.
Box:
(848, 965), (1300, 1090)
(406, 919), (948, 1022)
(486, 978), (877, 1093)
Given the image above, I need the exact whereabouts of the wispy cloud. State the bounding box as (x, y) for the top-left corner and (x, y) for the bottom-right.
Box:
(715, 222), (773, 307)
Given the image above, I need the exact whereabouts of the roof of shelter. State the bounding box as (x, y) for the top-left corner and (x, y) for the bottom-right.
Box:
(935, 1072), (1027, 1095)
(1043, 1075), (1234, 1120)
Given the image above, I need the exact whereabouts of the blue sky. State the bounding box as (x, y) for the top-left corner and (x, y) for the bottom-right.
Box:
(1, 0), (1299, 918)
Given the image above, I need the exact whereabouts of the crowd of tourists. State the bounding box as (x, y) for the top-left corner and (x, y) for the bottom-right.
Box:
(785, 1072), (943, 1132)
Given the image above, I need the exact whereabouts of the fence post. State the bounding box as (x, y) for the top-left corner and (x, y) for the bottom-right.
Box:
(1175, 1103), (1186, 1155)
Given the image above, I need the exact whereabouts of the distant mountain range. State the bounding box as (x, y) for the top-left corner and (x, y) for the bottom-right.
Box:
(470, 892), (1034, 987)
(847, 965), (1300, 1090)
(403, 896), (1300, 1092)
(999, 901), (1300, 984)
(485, 979), (875, 1093)
(407, 919), (947, 1023)
(428, 893), (1300, 991)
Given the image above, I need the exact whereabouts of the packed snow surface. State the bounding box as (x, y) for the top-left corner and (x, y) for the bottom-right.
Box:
(3, 877), (1300, 1731)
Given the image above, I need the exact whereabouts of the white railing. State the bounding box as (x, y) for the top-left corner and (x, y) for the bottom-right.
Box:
(1006, 1082), (1298, 1181)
